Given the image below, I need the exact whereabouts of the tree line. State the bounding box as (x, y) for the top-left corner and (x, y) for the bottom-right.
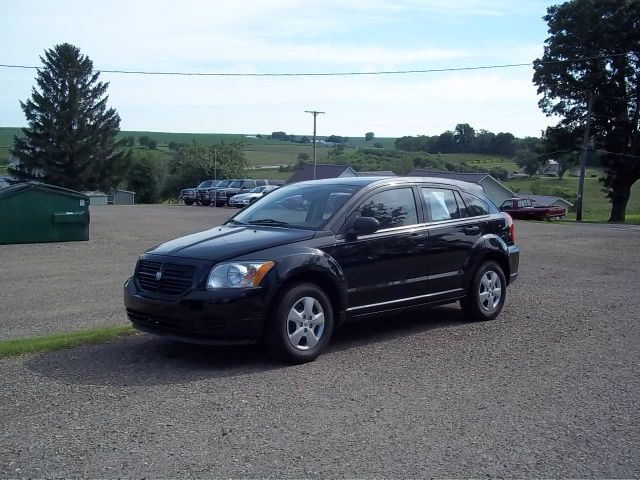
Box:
(395, 124), (518, 156)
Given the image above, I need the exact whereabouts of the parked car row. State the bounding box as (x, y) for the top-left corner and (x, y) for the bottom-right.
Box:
(180, 179), (284, 207)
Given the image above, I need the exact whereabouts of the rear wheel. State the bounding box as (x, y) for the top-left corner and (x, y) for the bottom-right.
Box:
(460, 261), (506, 321)
(265, 283), (334, 364)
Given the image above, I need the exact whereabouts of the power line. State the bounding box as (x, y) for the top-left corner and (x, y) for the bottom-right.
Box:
(0, 52), (636, 78)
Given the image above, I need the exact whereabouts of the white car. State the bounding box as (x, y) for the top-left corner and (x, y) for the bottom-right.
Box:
(228, 185), (280, 208)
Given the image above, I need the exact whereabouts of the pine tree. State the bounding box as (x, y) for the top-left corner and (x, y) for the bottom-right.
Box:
(9, 43), (129, 191)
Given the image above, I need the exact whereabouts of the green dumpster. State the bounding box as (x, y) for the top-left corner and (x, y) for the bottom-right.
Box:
(0, 182), (90, 244)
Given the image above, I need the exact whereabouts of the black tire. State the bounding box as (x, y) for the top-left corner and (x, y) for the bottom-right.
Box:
(184, 198), (194, 206)
(200, 198), (211, 206)
(460, 261), (506, 321)
(249, 197), (257, 204)
(265, 283), (334, 364)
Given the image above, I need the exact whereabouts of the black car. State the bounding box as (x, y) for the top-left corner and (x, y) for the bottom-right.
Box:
(196, 179), (237, 206)
(124, 177), (519, 363)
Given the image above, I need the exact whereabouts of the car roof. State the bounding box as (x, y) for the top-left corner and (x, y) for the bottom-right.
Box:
(288, 176), (485, 194)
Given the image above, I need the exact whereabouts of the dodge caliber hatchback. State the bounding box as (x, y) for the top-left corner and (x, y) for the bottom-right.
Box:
(124, 177), (519, 363)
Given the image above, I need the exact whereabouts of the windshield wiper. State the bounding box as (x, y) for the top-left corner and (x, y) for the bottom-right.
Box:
(247, 218), (291, 227)
(225, 219), (246, 226)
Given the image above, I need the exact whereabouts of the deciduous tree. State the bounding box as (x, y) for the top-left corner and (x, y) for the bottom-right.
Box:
(533, 0), (640, 221)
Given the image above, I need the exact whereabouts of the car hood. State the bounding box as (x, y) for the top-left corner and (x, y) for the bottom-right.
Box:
(145, 225), (315, 261)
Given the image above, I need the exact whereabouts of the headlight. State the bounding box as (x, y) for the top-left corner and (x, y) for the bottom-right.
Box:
(206, 261), (275, 290)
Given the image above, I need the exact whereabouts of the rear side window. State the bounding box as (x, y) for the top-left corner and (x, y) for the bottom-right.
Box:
(421, 188), (460, 222)
(461, 192), (491, 217)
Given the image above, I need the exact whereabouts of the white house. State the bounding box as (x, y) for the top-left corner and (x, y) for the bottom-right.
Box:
(538, 159), (561, 176)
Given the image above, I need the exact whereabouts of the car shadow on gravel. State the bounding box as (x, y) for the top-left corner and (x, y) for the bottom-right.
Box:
(24, 305), (467, 386)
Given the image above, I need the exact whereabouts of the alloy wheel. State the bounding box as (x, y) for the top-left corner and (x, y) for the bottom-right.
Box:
(478, 270), (502, 313)
(286, 296), (325, 351)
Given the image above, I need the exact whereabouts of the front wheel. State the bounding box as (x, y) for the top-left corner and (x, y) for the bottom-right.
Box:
(184, 198), (194, 206)
(200, 198), (211, 206)
(460, 261), (506, 321)
(265, 283), (334, 364)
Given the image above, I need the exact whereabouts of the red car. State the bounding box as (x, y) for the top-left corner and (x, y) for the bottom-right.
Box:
(499, 197), (566, 221)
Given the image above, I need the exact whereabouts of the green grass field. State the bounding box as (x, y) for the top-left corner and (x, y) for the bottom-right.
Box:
(246, 168), (291, 180)
(244, 143), (331, 166)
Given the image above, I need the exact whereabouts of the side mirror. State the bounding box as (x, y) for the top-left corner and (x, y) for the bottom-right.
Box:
(349, 216), (380, 237)
(500, 205), (509, 211)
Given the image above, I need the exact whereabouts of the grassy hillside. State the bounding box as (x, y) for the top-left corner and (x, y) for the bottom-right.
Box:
(1, 127), (506, 169)
(3, 126), (638, 222)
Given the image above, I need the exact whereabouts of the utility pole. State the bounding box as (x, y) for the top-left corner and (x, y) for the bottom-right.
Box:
(576, 93), (594, 222)
(305, 110), (325, 180)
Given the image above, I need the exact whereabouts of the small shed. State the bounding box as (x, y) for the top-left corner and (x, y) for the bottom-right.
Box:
(0, 182), (89, 244)
(408, 169), (516, 207)
(112, 189), (136, 205)
(83, 191), (108, 206)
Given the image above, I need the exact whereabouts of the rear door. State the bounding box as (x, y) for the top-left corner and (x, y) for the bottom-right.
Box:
(420, 186), (486, 298)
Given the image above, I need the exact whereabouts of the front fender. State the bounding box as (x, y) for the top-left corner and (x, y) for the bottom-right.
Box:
(235, 245), (349, 320)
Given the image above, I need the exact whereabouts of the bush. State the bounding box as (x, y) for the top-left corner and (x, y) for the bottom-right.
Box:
(125, 152), (164, 203)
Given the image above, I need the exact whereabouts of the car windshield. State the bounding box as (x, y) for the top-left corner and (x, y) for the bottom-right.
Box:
(249, 186), (266, 193)
(228, 180), (244, 188)
(215, 180), (232, 188)
(197, 180), (214, 188)
(230, 183), (362, 230)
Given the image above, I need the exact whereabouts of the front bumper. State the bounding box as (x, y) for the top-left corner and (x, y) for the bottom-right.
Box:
(229, 197), (249, 207)
(123, 277), (268, 344)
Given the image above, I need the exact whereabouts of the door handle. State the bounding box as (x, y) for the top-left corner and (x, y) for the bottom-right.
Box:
(464, 226), (480, 235)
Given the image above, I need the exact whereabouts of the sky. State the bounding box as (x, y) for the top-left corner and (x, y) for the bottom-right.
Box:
(0, 0), (560, 138)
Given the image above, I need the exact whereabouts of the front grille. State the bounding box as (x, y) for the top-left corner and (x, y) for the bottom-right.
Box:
(136, 259), (196, 295)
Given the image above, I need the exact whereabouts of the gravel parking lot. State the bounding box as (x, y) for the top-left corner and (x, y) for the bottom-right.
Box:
(1, 205), (639, 477)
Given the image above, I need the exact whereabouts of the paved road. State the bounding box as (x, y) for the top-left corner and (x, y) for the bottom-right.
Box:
(1, 208), (639, 477)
